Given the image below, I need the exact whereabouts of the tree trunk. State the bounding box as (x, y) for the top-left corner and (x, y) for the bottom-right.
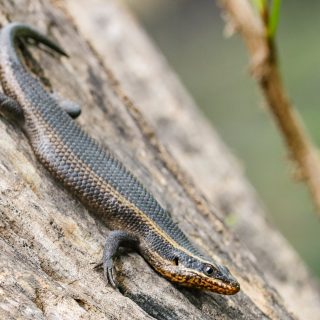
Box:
(0, 0), (318, 319)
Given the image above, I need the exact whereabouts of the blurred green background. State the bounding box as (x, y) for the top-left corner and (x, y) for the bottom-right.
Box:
(121, 0), (320, 277)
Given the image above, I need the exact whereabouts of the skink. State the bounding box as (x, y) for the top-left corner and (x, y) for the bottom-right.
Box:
(0, 22), (240, 295)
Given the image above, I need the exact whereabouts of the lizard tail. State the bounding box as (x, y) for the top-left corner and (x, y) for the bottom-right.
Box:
(0, 22), (68, 62)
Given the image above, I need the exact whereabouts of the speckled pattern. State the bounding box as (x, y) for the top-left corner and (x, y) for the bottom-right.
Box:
(0, 22), (239, 294)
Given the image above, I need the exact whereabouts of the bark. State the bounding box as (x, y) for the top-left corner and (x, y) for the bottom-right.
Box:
(0, 0), (318, 319)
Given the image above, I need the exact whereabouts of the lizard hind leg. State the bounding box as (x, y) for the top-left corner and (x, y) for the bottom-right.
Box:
(59, 99), (81, 119)
(0, 93), (24, 124)
(50, 92), (81, 119)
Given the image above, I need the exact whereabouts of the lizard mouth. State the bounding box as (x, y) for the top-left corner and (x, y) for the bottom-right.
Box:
(203, 278), (240, 295)
(156, 267), (240, 295)
(177, 274), (240, 295)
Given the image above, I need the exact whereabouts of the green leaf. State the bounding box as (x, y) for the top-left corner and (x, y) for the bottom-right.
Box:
(268, 0), (281, 38)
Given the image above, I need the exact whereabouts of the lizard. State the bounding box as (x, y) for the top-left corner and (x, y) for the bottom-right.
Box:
(0, 22), (240, 295)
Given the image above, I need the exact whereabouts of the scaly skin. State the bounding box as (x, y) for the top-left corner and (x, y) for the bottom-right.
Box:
(0, 22), (240, 295)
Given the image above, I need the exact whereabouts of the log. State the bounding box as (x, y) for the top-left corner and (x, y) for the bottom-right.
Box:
(0, 0), (317, 319)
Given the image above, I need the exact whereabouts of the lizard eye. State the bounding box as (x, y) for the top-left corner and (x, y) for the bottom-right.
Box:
(203, 264), (214, 276)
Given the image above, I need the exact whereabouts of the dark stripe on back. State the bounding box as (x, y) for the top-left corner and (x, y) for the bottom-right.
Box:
(15, 62), (204, 257)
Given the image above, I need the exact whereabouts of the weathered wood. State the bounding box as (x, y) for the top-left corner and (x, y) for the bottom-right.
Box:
(65, 0), (320, 319)
(0, 0), (317, 319)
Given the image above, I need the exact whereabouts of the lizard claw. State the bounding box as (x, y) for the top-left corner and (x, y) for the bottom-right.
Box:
(93, 262), (103, 270)
(93, 261), (118, 290)
(104, 263), (118, 289)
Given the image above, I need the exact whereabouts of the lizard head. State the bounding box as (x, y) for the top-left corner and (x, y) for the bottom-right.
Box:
(150, 250), (240, 295)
